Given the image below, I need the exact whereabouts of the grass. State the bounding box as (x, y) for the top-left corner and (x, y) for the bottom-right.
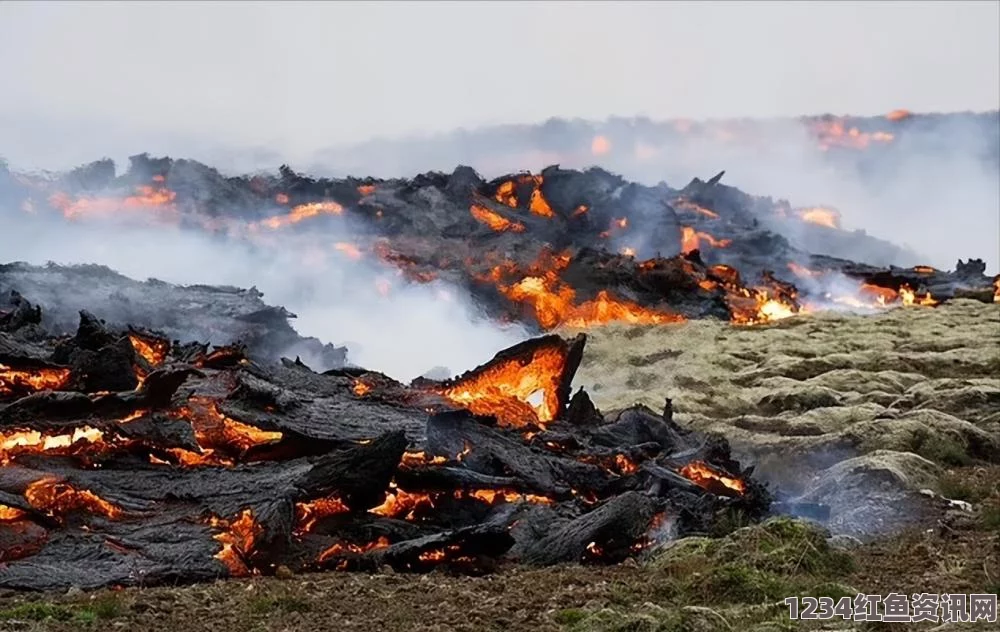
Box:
(0, 595), (123, 625)
(249, 595), (313, 614)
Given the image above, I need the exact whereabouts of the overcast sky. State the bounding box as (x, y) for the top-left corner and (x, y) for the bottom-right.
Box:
(1, 1), (998, 161)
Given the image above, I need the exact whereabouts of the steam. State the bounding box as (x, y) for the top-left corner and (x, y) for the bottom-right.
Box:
(304, 114), (1000, 273)
(0, 208), (528, 382)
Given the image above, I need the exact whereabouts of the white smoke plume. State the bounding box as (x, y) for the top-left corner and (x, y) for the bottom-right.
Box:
(0, 196), (528, 382)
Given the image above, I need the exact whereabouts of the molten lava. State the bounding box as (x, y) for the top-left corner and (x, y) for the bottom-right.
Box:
(680, 227), (732, 255)
(128, 333), (169, 367)
(317, 536), (391, 565)
(24, 478), (124, 521)
(678, 461), (746, 495)
(171, 396), (283, 458)
(400, 451), (448, 467)
(482, 250), (683, 330)
(470, 204), (526, 233)
(673, 198), (720, 219)
(369, 485), (435, 521)
(435, 342), (571, 429)
(352, 379), (372, 397)
(0, 364), (71, 395)
(295, 496), (351, 534)
(1, 426), (106, 465)
(258, 200), (343, 229)
(48, 185), (178, 221)
(210, 509), (261, 576)
(797, 207), (841, 229)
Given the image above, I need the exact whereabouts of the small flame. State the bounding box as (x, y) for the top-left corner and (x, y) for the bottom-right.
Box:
(211, 509), (261, 576)
(680, 227), (732, 254)
(470, 204), (526, 233)
(295, 496), (350, 534)
(352, 380), (372, 397)
(258, 200), (343, 229)
(678, 461), (745, 495)
(334, 242), (363, 260)
(369, 485), (435, 521)
(318, 536), (391, 565)
(0, 364), (71, 395)
(886, 109), (912, 122)
(357, 184), (376, 196)
(797, 207), (841, 229)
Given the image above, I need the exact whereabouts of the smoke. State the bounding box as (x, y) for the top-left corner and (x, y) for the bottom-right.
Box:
(0, 204), (528, 382)
(304, 114), (1000, 273)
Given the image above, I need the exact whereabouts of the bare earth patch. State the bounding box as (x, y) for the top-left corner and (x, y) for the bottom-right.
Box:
(2, 302), (998, 631)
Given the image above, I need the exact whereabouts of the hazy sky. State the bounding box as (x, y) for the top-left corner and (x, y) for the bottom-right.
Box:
(2, 1), (998, 159)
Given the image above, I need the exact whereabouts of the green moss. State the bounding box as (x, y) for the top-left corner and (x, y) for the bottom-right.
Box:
(908, 428), (974, 466)
(249, 595), (313, 614)
(0, 602), (77, 621)
(553, 608), (588, 626)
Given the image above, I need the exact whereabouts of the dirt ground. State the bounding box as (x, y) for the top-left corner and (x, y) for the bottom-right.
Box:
(2, 301), (998, 632)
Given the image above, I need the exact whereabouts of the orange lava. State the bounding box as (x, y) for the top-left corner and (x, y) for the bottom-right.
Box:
(812, 118), (896, 151)
(400, 451), (448, 467)
(1, 426), (105, 465)
(786, 262), (823, 278)
(886, 109), (912, 121)
(48, 185), (178, 221)
(797, 207), (841, 229)
(483, 250), (683, 331)
(211, 509), (261, 576)
(436, 343), (569, 429)
(0, 364), (71, 395)
(459, 489), (554, 506)
(24, 478), (123, 520)
(318, 536), (392, 565)
(678, 461), (746, 495)
(470, 204), (526, 233)
(334, 242), (363, 260)
(171, 396), (283, 456)
(680, 227), (732, 254)
(259, 200), (343, 229)
(128, 333), (169, 367)
(529, 187), (555, 218)
(352, 380), (372, 397)
(357, 184), (376, 196)
(369, 485), (435, 521)
(0, 504), (27, 521)
(899, 284), (938, 306)
(673, 198), (720, 219)
(295, 496), (351, 534)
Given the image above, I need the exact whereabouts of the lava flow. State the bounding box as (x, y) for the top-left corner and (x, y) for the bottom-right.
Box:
(210, 509), (262, 576)
(23, 478), (124, 521)
(0, 364), (71, 396)
(434, 336), (575, 429)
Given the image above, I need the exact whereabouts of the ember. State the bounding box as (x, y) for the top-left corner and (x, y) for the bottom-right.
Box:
(679, 461), (746, 496)
(0, 364), (71, 395)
